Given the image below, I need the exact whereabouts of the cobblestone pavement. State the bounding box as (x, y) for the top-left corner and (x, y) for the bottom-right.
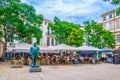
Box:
(0, 62), (120, 80)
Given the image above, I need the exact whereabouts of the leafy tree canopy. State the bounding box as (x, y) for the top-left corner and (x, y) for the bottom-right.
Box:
(102, 30), (115, 48)
(103, 0), (120, 5)
(103, 0), (120, 14)
(0, 0), (43, 59)
(84, 20), (115, 48)
(49, 17), (84, 46)
(68, 27), (84, 47)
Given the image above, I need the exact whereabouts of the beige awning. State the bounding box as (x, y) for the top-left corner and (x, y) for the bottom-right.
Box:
(49, 44), (77, 51)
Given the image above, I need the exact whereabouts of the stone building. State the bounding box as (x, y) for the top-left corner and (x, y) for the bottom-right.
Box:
(101, 8), (120, 48)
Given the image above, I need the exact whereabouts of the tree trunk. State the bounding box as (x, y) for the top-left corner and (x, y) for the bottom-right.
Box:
(1, 42), (7, 61)
(0, 25), (7, 61)
(0, 38), (7, 61)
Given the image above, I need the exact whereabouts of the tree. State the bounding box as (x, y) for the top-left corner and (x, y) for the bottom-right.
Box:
(103, 0), (120, 14)
(67, 28), (84, 47)
(103, 0), (120, 5)
(84, 20), (115, 48)
(102, 30), (115, 48)
(49, 17), (84, 46)
(0, 0), (43, 60)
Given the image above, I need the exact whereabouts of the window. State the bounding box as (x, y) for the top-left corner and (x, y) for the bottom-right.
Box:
(55, 39), (58, 45)
(116, 19), (119, 29)
(109, 14), (112, 19)
(19, 39), (23, 44)
(103, 16), (106, 21)
(10, 38), (14, 43)
(109, 22), (113, 30)
(116, 11), (119, 16)
(51, 38), (54, 46)
(45, 21), (47, 25)
(47, 38), (50, 46)
(103, 23), (106, 30)
(116, 35), (120, 43)
(10, 34), (14, 42)
(47, 27), (50, 35)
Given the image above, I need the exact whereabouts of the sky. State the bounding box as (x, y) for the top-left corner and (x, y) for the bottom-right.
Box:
(21, 0), (119, 25)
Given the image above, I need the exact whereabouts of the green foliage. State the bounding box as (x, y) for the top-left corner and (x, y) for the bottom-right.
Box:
(0, 0), (43, 44)
(0, 30), (2, 40)
(68, 28), (84, 47)
(102, 30), (115, 48)
(118, 8), (120, 14)
(0, 0), (43, 59)
(49, 17), (84, 46)
(84, 21), (104, 48)
(103, 0), (120, 15)
(103, 0), (120, 5)
(84, 20), (115, 48)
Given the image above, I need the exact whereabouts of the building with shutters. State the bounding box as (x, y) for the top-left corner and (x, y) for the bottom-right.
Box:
(101, 8), (120, 48)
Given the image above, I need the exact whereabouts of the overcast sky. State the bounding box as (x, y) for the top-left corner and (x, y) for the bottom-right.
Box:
(21, 0), (118, 25)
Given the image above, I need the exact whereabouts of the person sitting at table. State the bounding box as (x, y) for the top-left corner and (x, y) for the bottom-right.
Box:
(85, 56), (89, 64)
(80, 56), (84, 65)
(74, 57), (78, 65)
(45, 56), (50, 65)
(41, 57), (45, 65)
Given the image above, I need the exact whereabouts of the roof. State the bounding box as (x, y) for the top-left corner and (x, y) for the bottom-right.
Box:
(44, 18), (52, 23)
(76, 45), (102, 51)
(101, 8), (119, 17)
(101, 48), (113, 52)
(50, 44), (77, 51)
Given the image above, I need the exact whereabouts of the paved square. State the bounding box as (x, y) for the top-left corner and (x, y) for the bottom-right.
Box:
(0, 62), (120, 80)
